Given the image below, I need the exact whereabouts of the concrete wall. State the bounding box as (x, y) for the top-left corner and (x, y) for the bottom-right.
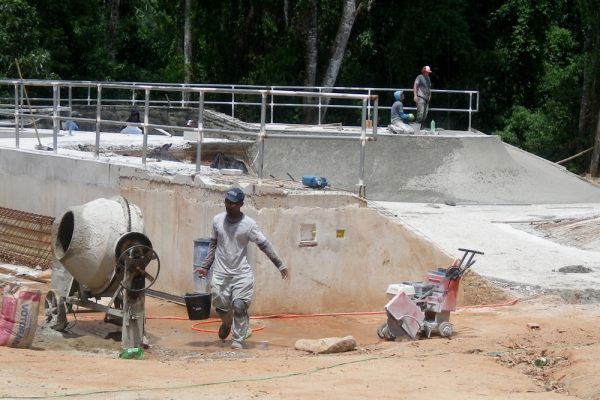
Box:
(0, 149), (121, 216)
(0, 147), (452, 313)
(258, 133), (600, 204)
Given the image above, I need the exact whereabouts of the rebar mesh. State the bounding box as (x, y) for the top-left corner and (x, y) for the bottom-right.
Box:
(0, 207), (55, 270)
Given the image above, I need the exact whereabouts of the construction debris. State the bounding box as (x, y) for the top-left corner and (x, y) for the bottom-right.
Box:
(0, 207), (54, 270)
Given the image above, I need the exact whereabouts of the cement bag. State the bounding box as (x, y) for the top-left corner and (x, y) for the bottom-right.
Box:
(0, 284), (41, 348)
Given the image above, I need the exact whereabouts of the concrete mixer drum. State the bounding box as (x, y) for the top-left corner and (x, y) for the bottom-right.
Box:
(45, 196), (160, 351)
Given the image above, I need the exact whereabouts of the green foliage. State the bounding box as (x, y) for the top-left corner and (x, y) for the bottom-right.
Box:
(0, 0), (51, 78)
(498, 8), (585, 171)
(0, 0), (596, 171)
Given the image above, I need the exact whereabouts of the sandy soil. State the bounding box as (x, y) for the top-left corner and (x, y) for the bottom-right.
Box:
(1, 215), (599, 400)
(1, 281), (599, 400)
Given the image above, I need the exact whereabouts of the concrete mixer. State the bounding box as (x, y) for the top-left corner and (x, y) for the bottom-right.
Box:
(44, 196), (160, 351)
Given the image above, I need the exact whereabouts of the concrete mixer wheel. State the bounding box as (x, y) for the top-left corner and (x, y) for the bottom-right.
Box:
(44, 290), (68, 331)
(117, 244), (161, 293)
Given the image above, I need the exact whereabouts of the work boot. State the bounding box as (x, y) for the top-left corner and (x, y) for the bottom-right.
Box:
(218, 323), (231, 341)
(229, 328), (252, 349)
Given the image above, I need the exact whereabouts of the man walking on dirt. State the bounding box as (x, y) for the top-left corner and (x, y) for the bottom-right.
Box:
(198, 188), (288, 349)
(413, 65), (433, 131)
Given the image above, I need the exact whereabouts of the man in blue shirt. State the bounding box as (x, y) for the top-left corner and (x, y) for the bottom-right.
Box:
(389, 90), (415, 134)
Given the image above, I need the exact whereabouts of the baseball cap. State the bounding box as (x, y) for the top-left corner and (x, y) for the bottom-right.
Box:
(422, 65), (432, 73)
(225, 187), (245, 203)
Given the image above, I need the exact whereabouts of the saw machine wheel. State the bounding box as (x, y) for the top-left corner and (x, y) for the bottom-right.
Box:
(117, 244), (160, 293)
(438, 321), (453, 337)
(44, 290), (68, 331)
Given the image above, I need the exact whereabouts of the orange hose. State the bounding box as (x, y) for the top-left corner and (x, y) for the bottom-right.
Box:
(66, 300), (519, 333)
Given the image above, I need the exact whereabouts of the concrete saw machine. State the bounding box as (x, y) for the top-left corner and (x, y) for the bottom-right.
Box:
(44, 196), (160, 350)
(378, 248), (483, 340)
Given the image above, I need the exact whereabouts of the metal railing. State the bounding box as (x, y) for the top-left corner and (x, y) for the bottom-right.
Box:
(1, 80), (478, 128)
(0, 79), (478, 193)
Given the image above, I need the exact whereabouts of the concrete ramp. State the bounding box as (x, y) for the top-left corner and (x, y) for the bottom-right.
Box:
(260, 131), (600, 204)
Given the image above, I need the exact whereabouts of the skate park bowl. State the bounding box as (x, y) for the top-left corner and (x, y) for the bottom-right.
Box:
(52, 196), (148, 295)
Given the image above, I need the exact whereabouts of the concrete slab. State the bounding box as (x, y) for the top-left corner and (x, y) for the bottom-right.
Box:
(375, 201), (600, 294)
(259, 130), (600, 203)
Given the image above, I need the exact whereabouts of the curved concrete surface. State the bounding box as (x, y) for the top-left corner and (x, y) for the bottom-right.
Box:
(260, 131), (600, 204)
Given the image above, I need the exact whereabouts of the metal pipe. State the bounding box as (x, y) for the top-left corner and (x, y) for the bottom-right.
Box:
(468, 92), (473, 132)
(358, 98), (367, 192)
(257, 92), (267, 184)
(231, 85), (235, 118)
(367, 88), (372, 121)
(68, 85), (73, 118)
(52, 83), (59, 153)
(13, 83), (19, 148)
(196, 91), (204, 174)
(372, 96), (379, 138)
(142, 88), (150, 166)
(258, 133), (367, 140)
(270, 88), (274, 124)
(318, 89), (322, 125)
(95, 84), (102, 159)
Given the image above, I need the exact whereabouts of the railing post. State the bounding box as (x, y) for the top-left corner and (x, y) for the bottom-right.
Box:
(14, 83), (20, 148)
(142, 88), (150, 166)
(95, 84), (102, 159)
(371, 96), (379, 138)
(87, 86), (91, 106)
(231, 85), (235, 118)
(195, 91), (204, 174)
(131, 84), (136, 107)
(257, 91), (267, 185)
(468, 92), (473, 132)
(317, 88), (322, 126)
(52, 83), (59, 153)
(68, 85), (73, 118)
(181, 84), (186, 108)
(358, 98), (367, 197)
(270, 87), (274, 124)
(367, 89), (372, 121)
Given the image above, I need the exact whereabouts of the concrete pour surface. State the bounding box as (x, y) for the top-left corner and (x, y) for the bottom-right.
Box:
(375, 201), (600, 298)
(2, 126), (600, 301)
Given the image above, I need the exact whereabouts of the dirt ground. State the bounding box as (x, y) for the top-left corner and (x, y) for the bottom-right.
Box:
(1, 278), (599, 400)
(2, 196), (600, 400)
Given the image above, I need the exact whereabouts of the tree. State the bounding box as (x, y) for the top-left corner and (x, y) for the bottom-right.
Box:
(183, 0), (193, 85)
(320, 0), (370, 89)
(300, 0), (372, 122)
(0, 0), (50, 78)
(578, 0), (600, 176)
(107, 0), (121, 64)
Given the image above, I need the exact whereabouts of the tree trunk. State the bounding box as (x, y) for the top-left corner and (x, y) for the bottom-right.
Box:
(284, 0), (290, 29)
(320, 0), (358, 89)
(591, 110), (600, 176)
(319, 0), (371, 122)
(303, 0), (318, 123)
(184, 0), (193, 84)
(183, 0), (193, 105)
(585, 30), (600, 176)
(107, 0), (120, 64)
(578, 0), (600, 176)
